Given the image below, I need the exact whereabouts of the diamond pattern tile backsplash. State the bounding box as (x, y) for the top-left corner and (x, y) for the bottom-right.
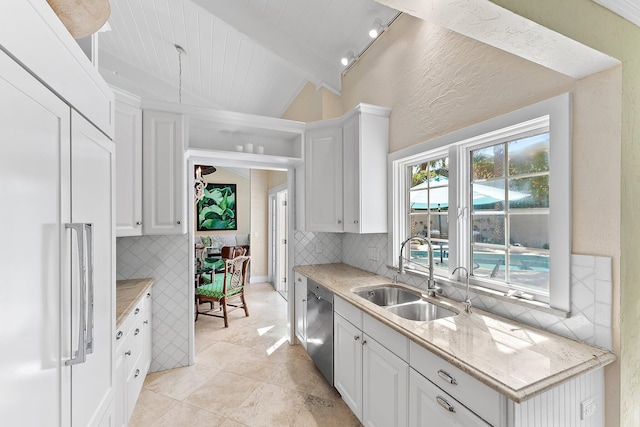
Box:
(342, 233), (613, 350)
(117, 234), (190, 372)
(294, 231), (343, 265)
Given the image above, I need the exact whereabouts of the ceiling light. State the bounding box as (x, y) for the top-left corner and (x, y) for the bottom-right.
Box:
(341, 51), (355, 67)
(369, 19), (383, 38)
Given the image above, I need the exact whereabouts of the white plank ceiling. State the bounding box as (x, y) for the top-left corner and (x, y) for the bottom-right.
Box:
(99, 0), (398, 118)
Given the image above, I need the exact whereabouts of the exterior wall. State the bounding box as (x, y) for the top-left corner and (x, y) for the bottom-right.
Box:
(250, 169), (269, 278)
(195, 167), (250, 237)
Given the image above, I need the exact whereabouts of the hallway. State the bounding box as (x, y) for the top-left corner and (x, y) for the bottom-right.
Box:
(129, 282), (360, 426)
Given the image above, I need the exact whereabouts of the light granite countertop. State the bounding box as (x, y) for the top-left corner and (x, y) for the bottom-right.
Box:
(294, 263), (615, 403)
(116, 278), (154, 327)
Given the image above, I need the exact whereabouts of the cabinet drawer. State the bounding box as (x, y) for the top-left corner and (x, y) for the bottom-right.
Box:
(363, 313), (409, 362)
(126, 355), (146, 421)
(335, 295), (362, 329)
(124, 316), (146, 374)
(409, 369), (491, 427)
(410, 341), (505, 426)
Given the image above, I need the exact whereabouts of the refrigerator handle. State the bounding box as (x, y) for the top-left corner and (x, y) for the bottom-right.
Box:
(65, 223), (87, 366)
(84, 223), (94, 355)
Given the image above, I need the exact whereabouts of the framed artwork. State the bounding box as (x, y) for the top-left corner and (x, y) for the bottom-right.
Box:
(197, 183), (237, 231)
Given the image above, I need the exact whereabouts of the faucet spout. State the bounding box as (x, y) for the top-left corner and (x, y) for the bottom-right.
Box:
(452, 266), (472, 313)
(398, 235), (439, 294)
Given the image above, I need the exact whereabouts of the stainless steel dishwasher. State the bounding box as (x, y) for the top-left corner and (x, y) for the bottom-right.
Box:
(306, 280), (334, 386)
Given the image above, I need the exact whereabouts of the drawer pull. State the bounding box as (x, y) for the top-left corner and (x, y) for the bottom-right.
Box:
(134, 328), (140, 336)
(134, 308), (140, 315)
(436, 396), (455, 413)
(116, 331), (123, 340)
(144, 320), (149, 325)
(438, 369), (457, 385)
(125, 350), (131, 356)
(146, 292), (151, 298)
(135, 369), (140, 378)
(354, 335), (360, 341)
(297, 277), (301, 282)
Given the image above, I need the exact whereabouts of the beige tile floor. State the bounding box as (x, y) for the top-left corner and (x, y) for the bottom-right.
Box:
(129, 282), (361, 427)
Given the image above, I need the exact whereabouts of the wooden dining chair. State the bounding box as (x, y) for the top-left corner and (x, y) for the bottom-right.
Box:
(195, 254), (250, 326)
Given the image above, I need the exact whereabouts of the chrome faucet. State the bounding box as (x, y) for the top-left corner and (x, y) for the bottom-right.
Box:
(452, 266), (472, 313)
(398, 235), (439, 296)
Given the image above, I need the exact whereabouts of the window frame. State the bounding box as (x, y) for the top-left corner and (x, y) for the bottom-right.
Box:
(388, 93), (571, 312)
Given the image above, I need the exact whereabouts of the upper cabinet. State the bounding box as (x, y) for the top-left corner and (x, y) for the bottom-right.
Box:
(114, 88), (143, 237)
(302, 103), (390, 234)
(342, 105), (390, 234)
(305, 123), (344, 232)
(142, 110), (187, 235)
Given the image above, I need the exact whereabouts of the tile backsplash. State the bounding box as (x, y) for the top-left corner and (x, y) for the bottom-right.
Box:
(117, 234), (190, 372)
(339, 233), (613, 350)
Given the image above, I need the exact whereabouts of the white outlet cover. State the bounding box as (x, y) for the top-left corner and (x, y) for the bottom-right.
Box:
(581, 398), (597, 420)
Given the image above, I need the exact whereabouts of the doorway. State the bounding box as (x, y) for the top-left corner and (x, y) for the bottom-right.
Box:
(269, 185), (288, 299)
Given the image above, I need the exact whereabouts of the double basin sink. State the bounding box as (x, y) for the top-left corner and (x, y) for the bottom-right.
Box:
(353, 285), (457, 322)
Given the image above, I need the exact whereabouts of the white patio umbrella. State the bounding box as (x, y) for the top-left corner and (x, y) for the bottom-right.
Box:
(409, 177), (529, 209)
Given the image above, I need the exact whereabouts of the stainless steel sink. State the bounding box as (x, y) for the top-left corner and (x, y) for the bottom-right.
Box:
(353, 285), (421, 307)
(386, 301), (457, 322)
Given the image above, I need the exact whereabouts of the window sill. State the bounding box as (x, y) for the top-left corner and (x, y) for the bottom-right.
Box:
(390, 265), (570, 318)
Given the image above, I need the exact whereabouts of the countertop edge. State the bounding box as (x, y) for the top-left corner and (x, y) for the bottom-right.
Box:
(116, 278), (154, 328)
(294, 263), (616, 403)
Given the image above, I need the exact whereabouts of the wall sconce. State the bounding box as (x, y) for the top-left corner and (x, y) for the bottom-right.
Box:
(369, 19), (383, 38)
(194, 166), (206, 202)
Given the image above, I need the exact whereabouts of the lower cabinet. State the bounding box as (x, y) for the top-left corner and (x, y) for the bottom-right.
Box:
(115, 288), (153, 426)
(334, 307), (409, 426)
(409, 369), (491, 427)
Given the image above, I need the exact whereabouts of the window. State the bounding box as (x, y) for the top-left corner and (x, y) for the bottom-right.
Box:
(389, 94), (571, 311)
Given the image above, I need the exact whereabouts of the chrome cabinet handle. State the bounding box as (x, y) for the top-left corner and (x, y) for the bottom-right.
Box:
(146, 292), (151, 298)
(135, 369), (141, 378)
(65, 223), (87, 366)
(297, 277), (301, 282)
(116, 331), (123, 340)
(135, 308), (140, 315)
(361, 339), (367, 346)
(354, 220), (359, 224)
(136, 221), (142, 225)
(436, 396), (455, 413)
(84, 223), (94, 355)
(354, 335), (360, 341)
(125, 350), (132, 356)
(437, 369), (458, 385)
(134, 328), (140, 336)
(144, 320), (149, 325)
(337, 220), (342, 224)
(177, 220), (181, 224)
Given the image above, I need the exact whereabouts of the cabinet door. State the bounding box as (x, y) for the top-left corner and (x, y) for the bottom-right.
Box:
(342, 115), (361, 233)
(294, 274), (307, 348)
(115, 94), (143, 236)
(0, 49), (69, 426)
(343, 110), (389, 234)
(362, 334), (409, 427)
(142, 110), (186, 235)
(69, 111), (115, 427)
(409, 369), (491, 427)
(143, 290), (153, 372)
(334, 313), (363, 421)
(305, 125), (343, 232)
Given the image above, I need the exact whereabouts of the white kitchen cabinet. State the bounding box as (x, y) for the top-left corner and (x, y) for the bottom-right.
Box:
(0, 44), (114, 426)
(409, 368), (491, 427)
(334, 302), (409, 426)
(342, 105), (390, 234)
(304, 123), (344, 232)
(334, 313), (363, 419)
(114, 288), (153, 426)
(302, 104), (390, 233)
(114, 88), (143, 237)
(142, 110), (187, 235)
(294, 273), (308, 349)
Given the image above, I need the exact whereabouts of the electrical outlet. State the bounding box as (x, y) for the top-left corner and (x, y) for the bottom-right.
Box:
(581, 398), (597, 420)
(368, 247), (379, 261)
(315, 242), (323, 254)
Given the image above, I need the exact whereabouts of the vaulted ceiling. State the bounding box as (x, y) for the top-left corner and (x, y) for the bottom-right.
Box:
(99, 0), (399, 118)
